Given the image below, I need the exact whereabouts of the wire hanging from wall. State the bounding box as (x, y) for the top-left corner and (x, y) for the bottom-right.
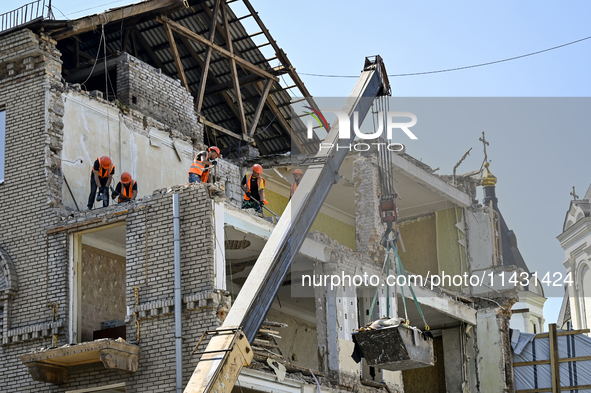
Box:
(102, 22), (112, 158)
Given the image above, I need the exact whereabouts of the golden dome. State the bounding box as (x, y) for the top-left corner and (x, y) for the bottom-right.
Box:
(482, 162), (497, 188)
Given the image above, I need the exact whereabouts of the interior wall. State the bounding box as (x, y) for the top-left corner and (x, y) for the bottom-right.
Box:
(80, 244), (126, 342)
(402, 336), (446, 393)
(265, 189), (356, 250)
(266, 308), (319, 370)
(398, 214), (438, 277)
(436, 207), (465, 292)
(61, 92), (195, 211)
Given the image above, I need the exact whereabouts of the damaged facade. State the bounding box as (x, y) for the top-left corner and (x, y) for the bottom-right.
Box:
(0, 0), (541, 392)
(557, 184), (591, 330)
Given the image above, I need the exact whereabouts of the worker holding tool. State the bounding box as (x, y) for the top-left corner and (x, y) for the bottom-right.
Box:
(241, 164), (268, 214)
(290, 169), (303, 199)
(189, 146), (220, 183)
(87, 156), (115, 210)
(111, 172), (137, 203)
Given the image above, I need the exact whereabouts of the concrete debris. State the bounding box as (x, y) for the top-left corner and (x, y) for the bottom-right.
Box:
(267, 357), (287, 381)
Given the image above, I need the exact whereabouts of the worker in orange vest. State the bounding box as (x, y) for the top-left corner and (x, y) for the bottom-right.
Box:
(189, 146), (220, 184)
(241, 164), (268, 214)
(290, 169), (303, 199)
(112, 172), (137, 203)
(87, 156), (115, 210)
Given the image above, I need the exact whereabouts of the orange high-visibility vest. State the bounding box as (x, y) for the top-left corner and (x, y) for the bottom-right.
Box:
(189, 152), (210, 182)
(290, 182), (298, 198)
(122, 181), (136, 199)
(244, 173), (265, 200)
(96, 157), (114, 179)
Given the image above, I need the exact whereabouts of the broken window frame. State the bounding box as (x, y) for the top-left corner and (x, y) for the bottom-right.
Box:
(69, 222), (127, 344)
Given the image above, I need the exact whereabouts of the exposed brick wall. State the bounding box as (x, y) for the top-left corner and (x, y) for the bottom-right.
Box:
(116, 53), (203, 144)
(353, 152), (387, 264)
(213, 159), (243, 207)
(0, 39), (223, 390)
(1, 183), (223, 391)
(0, 29), (66, 334)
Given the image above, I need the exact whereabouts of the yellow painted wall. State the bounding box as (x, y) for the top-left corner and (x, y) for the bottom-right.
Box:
(435, 207), (466, 292)
(265, 189), (356, 250)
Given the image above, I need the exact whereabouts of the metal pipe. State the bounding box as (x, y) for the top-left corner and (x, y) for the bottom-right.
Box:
(173, 193), (182, 393)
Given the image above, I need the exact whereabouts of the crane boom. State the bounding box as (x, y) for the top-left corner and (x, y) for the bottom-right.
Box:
(184, 56), (391, 393)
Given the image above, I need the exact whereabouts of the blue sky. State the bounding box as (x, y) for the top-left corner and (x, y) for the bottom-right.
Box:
(3, 0), (591, 330)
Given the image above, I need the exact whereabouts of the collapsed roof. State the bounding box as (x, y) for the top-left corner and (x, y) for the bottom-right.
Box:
(1, 0), (322, 156)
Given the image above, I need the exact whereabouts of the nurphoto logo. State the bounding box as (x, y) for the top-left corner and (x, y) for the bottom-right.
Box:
(304, 108), (418, 153)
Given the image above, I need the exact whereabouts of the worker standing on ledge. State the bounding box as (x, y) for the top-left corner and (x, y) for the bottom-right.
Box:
(290, 169), (303, 199)
(87, 156), (115, 210)
(112, 172), (137, 203)
(241, 164), (268, 214)
(189, 146), (220, 184)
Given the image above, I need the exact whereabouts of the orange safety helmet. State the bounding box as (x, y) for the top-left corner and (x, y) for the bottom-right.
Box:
(208, 146), (220, 155)
(121, 172), (132, 184)
(293, 169), (303, 175)
(252, 164), (263, 174)
(100, 156), (112, 169)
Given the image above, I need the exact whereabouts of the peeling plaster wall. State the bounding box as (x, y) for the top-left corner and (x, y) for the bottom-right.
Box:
(465, 209), (494, 272)
(476, 308), (507, 393)
(353, 153), (385, 262)
(266, 308), (318, 370)
(436, 207), (466, 292)
(398, 214), (438, 278)
(61, 91), (197, 210)
(311, 232), (400, 392)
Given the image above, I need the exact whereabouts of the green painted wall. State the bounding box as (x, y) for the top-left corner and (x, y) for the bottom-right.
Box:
(435, 207), (466, 292)
(265, 189), (356, 250)
(398, 214), (438, 278)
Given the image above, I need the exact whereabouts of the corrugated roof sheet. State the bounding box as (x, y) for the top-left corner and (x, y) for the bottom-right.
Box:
(48, 0), (320, 157)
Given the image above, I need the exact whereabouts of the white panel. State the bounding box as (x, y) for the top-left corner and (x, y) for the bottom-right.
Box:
(214, 202), (226, 290)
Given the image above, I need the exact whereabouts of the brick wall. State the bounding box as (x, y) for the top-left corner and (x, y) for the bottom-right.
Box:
(353, 152), (387, 264)
(213, 159), (243, 207)
(0, 28), (223, 391)
(0, 28), (68, 391)
(116, 53), (203, 144)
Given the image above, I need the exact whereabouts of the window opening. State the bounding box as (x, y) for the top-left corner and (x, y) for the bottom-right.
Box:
(71, 223), (127, 343)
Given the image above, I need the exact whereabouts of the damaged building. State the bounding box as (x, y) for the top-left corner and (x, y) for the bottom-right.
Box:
(0, 0), (542, 392)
